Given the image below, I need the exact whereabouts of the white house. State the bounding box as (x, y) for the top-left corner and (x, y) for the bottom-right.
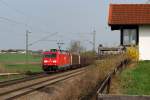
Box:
(108, 4), (150, 60)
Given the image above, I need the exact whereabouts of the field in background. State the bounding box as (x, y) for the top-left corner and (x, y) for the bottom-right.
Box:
(115, 61), (150, 95)
(0, 53), (42, 73)
(0, 53), (41, 63)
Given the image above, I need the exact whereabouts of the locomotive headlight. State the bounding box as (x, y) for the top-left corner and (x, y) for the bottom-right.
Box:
(44, 60), (48, 63)
(52, 60), (57, 63)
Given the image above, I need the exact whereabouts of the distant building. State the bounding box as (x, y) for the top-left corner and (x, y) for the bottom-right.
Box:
(98, 45), (124, 56)
(108, 4), (150, 60)
(17, 50), (26, 54)
(1, 50), (7, 54)
(0, 49), (26, 54)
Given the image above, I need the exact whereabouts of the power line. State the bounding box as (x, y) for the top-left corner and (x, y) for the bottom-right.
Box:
(29, 32), (59, 46)
(0, 16), (53, 34)
(0, 0), (53, 34)
(0, 16), (34, 31)
(0, 0), (28, 17)
(0, 16), (60, 49)
(0, 16), (28, 26)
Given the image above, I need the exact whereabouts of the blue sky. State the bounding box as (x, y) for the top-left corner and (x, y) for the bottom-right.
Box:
(0, 0), (147, 50)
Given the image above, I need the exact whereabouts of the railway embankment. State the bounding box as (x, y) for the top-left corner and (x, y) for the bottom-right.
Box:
(0, 68), (85, 99)
(16, 55), (127, 100)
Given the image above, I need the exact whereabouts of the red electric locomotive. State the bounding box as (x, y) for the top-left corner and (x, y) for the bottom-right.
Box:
(42, 49), (94, 72)
(42, 49), (77, 71)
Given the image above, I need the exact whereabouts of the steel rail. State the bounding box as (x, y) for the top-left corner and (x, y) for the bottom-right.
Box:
(0, 68), (85, 100)
(0, 72), (48, 87)
(0, 68), (80, 87)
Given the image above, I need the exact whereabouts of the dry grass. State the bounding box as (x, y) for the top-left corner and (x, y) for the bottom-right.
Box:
(52, 55), (127, 100)
(0, 63), (7, 73)
(109, 75), (122, 94)
(15, 55), (127, 100)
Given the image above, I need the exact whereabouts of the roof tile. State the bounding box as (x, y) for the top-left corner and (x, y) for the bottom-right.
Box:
(109, 4), (150, 25)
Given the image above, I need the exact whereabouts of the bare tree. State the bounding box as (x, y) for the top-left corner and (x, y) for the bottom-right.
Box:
(68, 41), (85, 53)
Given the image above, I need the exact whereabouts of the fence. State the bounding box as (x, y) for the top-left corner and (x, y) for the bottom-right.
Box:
(96, 59), (150, 100)
(97, 59), (128, 100)
(97, 59), (128, 95)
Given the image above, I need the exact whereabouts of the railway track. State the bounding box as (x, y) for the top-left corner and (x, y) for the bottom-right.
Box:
(0, 72), (47, 87)
(0, 68), (85, 100)
(0, 68), (81, 87)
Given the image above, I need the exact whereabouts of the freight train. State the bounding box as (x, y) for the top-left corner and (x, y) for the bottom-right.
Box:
(42, 49), (93, 72)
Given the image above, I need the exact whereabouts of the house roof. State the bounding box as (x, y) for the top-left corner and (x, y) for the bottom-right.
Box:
(109, 4), (150, 25)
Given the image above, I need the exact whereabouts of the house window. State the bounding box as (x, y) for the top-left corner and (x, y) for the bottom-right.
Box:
(123, 29), (137, 45)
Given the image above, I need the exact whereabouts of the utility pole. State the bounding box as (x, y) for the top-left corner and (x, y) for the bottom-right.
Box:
(26, 30), (31, 67)
(57, 41), (64, 50)
(78, 41), (81, 54)
(92, 29), (96, 52)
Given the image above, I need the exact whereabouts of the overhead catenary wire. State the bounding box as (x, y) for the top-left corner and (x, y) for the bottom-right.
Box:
(0, 0), (54, 34)
(29, 32), (59, 46)
(0, 0), (96, 50)
(0, 16), (33, 35)
(0, 16), (54, 34)
(0, 16), (29, 27)
(0, 0), (27, 17)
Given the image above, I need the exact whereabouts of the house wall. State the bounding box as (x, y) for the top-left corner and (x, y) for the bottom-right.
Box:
(139, 25), (150, 60)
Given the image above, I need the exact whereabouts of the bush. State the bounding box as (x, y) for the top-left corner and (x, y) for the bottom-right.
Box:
(80, 51), (96, 58)
(126, 47), (139, 62)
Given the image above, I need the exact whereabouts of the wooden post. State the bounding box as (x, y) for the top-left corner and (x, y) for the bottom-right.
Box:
(107, 77), (111, 94)
(120, 28), (124, 46)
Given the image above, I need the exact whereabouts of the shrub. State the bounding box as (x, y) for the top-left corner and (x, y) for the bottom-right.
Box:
(126, 47), (139, 62)
(80, 51), (96, 58)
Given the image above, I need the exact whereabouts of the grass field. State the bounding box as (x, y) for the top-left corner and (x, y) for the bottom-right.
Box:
(0, 53), (41, 63)
(120, 61), (150, 95)
(0, 53), (43, 73)
(0, 74), (27, 82)
(5, 64), (43, 73)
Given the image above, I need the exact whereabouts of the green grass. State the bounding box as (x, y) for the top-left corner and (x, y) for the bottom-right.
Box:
(0, 53), (41, 63)
(120, 61), (150, 95)
(0, 74), (26, 82)
(0, 53), (43, 73)
(5, 64), (43, 73)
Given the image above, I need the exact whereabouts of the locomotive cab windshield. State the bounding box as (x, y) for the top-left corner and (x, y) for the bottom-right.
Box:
(50, 49), (57, 52)
(44, 54), (56, 58)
